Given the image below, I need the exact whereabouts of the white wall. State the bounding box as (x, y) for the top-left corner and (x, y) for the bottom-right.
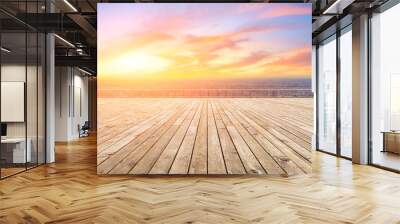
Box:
(1, 63), (46, 164)
(55, 67), (70, 141)
(1, 65), (35, 138)
(55, 67), (89, 141)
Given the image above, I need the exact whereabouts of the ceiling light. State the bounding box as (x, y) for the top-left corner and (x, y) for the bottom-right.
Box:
(1, 47), (11, 53)
(323, 0), (354, 15)
(78, 67), (93, 76)
(54, 34), (75, 48)
(63, 0), (78, 12)
(323, 0), (341, 14)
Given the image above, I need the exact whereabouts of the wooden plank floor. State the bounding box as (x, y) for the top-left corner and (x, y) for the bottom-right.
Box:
(97, 98), (313, 175)
(1, 136), (400, 223)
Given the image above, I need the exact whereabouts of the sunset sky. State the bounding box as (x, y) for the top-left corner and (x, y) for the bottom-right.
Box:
(98, 3), (311, 90)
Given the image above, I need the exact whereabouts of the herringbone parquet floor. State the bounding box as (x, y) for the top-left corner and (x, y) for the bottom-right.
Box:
(1, 136), (400, 223)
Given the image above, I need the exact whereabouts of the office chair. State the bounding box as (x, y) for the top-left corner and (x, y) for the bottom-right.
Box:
(79, 121), (90, 138)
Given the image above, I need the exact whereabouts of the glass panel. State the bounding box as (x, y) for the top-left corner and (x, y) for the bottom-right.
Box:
(339, 28), (352, 158)
(1, 31), (27, 177)
(371, 4), (400, 171)
(317, 36), (337, 154)
(27, 31), (38, 169)
(38, 32), (46, 165)
(26, 0), (39, 169)
(0, 1), (46, 179)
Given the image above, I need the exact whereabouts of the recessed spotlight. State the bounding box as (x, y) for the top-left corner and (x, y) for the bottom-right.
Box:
(78, 67), (93, 76)
(54, 34), (75, 48)
(63, 0), (78, 12)
(1, 47), (11, 53)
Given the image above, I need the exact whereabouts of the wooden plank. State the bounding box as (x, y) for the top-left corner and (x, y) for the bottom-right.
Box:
(220, 101), (285, 175)
(223, 102), (302, 175)
(239, 101), (312, 145)
(214, 101), (265, 175)
(97, 100), (176, 156)
(96, 98), (312, 175)
(188, 100), (208, 174)
(211, 100), (246, 174)
(242, 98), (313, 131)
(232, 99), (313, 141)
(98, 103), (189, 174)
(236, 105), (312, 161)
(169, 101), (203, 174)
(97, 100), (167, 147)
(207, 100), (227, 174)
(131, 102), (198, 174)
(149, 101), (200, 174)
(97, 103), (183, 173)
(108, 103), (192, 174)
(233, 107), (311, 174)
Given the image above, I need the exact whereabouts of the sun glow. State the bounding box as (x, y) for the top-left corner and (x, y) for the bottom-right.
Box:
(101, 51), (171, 78)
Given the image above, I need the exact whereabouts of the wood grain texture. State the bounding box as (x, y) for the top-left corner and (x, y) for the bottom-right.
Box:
(1, 136), (400, 223)
(97, 98), (313, 175)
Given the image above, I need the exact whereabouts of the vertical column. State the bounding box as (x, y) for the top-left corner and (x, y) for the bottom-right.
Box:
(46, 0), (55, 163)
(336, 31), (341, 156)
(312, 45), (317, 150)
(352, 14), (369, 164)
(88, 77), (97, 132)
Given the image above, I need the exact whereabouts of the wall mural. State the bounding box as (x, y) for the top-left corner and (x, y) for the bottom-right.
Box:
(97, 3), (313, 175)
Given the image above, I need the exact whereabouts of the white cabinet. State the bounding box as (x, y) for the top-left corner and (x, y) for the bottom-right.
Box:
(1, 138), (32, 163)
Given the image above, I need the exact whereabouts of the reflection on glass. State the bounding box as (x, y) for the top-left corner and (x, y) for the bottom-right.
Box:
(318, 36), (337, 154)
(340, 28), (352, 158)
(371, 3), (400, 171)
(1, 32), (28, 177)
(38, 33), (46, 165)
(27, 31), (38, 169)
(0, 1), (47, 179)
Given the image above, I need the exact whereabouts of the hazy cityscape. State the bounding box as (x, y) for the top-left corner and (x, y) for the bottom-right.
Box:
(98, 78), (313, 98)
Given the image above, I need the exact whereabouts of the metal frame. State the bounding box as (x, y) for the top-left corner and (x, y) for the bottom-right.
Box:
(336, 27), (341, 157)
(315, 44), (320, 151)
(315, 32), (337, 156)
(315, 23), (353, 162)
(0, 0), (47, 180)
(367, 0), (400, 172)
(367, 10), (373, 166)
(316, 0), (400, 172)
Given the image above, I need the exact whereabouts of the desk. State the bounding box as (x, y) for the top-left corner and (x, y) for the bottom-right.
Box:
(382, 131), (400, 154)
(1, 138), (31, 163)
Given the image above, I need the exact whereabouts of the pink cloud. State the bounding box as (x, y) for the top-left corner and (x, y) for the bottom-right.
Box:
(260, 5), (310, 19)
(139, 16), (189, 33)
(233, 4), (266, 14)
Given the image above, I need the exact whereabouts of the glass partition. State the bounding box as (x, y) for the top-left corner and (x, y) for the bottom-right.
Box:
(38, 32), (46, 165)
(0, 2), (46, 179)
(317, 35), (337, 154)
(27, 30), (38, 169)
(370, 3), (400, 171)
(339, 27), (352, 158)
(1, 31), (28, 177)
